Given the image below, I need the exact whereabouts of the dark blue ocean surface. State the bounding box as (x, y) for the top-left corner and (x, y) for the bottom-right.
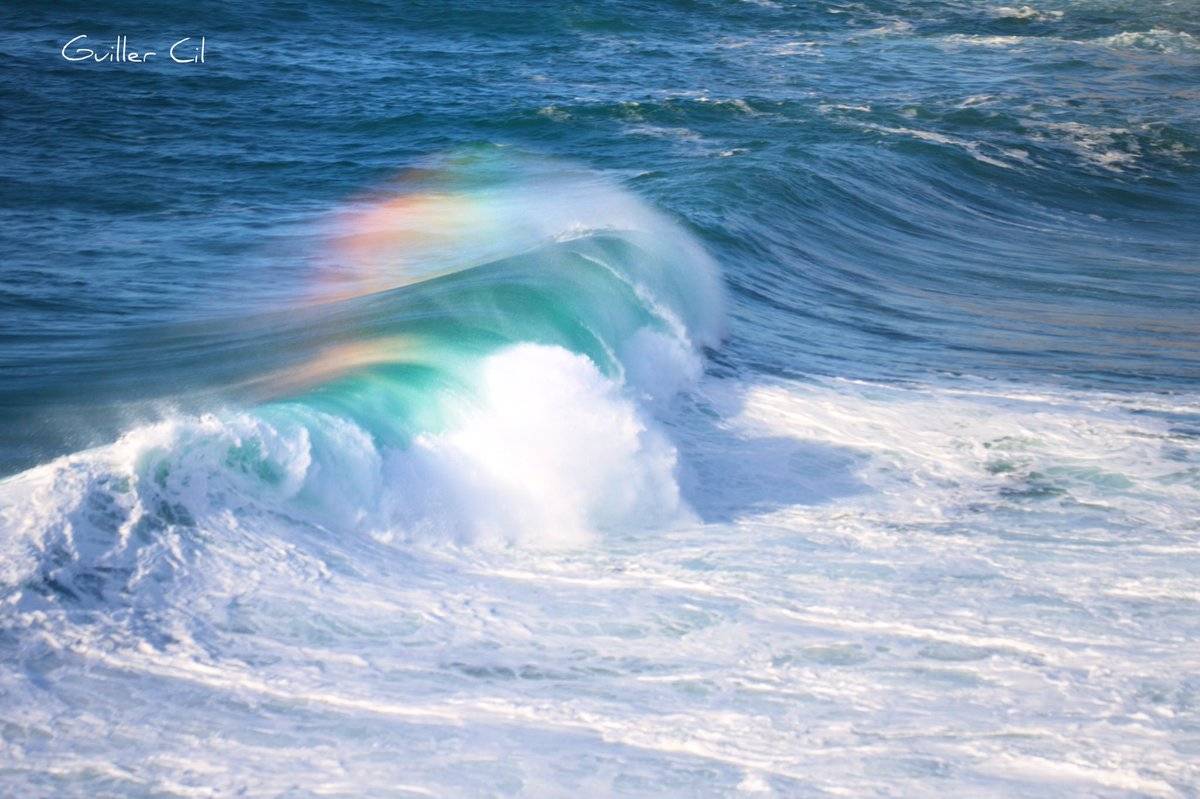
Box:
(1, 2), (1199, 796)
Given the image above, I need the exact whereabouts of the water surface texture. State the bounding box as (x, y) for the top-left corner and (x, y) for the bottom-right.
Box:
(2, 1), (1199, 796)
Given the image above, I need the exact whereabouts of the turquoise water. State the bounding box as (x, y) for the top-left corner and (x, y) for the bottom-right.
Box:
(2, 1), (1199, 796)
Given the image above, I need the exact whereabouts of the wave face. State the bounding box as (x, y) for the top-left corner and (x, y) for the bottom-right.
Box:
(2, 0), (1200, 795)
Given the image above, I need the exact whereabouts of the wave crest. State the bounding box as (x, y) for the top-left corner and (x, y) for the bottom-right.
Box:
(0, 154), (725, 612)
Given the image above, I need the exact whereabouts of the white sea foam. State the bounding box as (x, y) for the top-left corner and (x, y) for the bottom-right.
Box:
(400, 344), (690, 547)
(818, 102), (872, 113)
(853, 19), (914, 38)
(2, 372), (1198, 794)
(989, 5), (1064, 22)
(940, 33), (1032, 48)
(771, 40), (821, 56)
(1029, 120), (1140, 170)
(942, 27), (1199, 56)
(864, 124), (1018, 168)
(1095, 29), (1199, 55)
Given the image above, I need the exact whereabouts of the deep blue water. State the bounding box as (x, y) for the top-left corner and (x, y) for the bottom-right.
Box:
(2, 1), (1199, 796)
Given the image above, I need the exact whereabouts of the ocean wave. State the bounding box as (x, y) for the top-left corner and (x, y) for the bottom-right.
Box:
(0, 155), (726, 613)
(0, 340), (692, 616)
